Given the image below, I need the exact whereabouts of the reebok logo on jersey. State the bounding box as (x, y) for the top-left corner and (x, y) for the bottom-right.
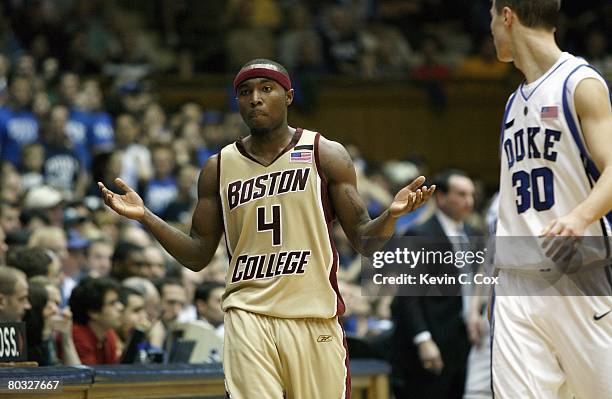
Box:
(317, 335), (333, 343)
(594, 310), (611, 321)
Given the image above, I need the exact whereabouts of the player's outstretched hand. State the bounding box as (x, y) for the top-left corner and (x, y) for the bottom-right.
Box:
(389, 176), (436, 218)
(98, 178), (146, 221)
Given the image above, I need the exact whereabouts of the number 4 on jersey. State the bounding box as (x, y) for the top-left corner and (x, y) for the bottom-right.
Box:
(257, 205), (282, 246)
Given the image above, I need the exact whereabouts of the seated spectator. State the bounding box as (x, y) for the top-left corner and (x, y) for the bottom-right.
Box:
(41, 104), (90, 201)
(150, 278), (186, 354)
(455, 37), (510, 80)
(116, 286), (151, 357)
(28, 226), (73, 303)
(24, 276), (80, 366)
(86, 238), (113, 278)
(142, 103), (172, 144)
(110, 241), (147, 281)
(118, 224), (152, 247)
(0, 201), (22, 235)
(81, 79), (115, 155)
(11, 246), (62, 287)
(0, 165), (23, 204)
(65, 231), (90, 282)
(194, 281), (225, 338)
(143, 144), (178, 216)
(367, 25), (414, 79)
(142, 245), (167, 279)
(0, 77), (39, 167)
(114, 113), (152, 189)
(225, 0), (278, 70)
(162, 164), (198, 228)
(278, 3), (325, 73)
(0, 265), (31, 321)
(320, 5), (369, 76)
(23, 185), (65, 227)
(122, 276), (161, 322)
(19, 143), (45, 192)
(68, 277), (123, 365)
(411, 36), (452, 82)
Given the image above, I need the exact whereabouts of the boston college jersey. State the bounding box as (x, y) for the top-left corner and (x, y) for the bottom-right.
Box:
(496, 52), (611, 270)
(218, 128), (344, 318)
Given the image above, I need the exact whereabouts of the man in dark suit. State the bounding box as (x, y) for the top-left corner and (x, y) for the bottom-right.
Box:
(391, 169), (480, 399)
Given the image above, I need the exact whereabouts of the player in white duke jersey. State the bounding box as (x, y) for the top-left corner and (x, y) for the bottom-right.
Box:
(98, 58), (436, 398)
(490, 0), (612, 398)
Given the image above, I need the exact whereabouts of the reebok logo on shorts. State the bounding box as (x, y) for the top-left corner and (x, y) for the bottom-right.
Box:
(317, 335), (333, 342)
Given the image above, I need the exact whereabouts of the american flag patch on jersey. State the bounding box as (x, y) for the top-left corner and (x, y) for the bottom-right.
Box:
(541, 105), (558, 119)
(289, 150), (312, 163)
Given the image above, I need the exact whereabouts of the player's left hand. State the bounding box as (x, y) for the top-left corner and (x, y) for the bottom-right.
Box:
(466, 308), (485, 346)
(540, 213), (587, 263)
(389, 176), (436, 218)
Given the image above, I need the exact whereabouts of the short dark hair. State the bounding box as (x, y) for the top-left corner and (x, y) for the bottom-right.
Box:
(112, 241), (144, 263)
(494, 0), (560, 30)
(154, 277), (184, 299)
(432, 169), (469, 194)
(118, 286), (143, 307)
(24, 281), (49, 359)
(0, 266), (24, 295)
(194, 281), (224, 303)
(12, 247), (52, 279)
(69, 277), (120, 325)
(240, 58), (289, 78)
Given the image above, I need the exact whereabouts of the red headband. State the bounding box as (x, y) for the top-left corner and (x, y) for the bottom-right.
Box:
(233, 64), (292, 92)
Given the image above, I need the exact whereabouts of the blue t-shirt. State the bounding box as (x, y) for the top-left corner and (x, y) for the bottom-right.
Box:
(197, 147), (217, 167)
(144, 176), (178, 216)
(89, 111), (114, 152)
(66, 108), (91, 169)
(43, 144), (81, 192)
(0, 106), (39, 166)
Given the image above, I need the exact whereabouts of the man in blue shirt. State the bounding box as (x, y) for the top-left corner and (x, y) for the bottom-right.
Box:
(82, 79), (114, 155)
(42, 105), (89, 200)
(0, 77), (39, 166)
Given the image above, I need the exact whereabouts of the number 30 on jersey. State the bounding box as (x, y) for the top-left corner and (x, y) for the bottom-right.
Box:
(512, 167), (555, 213)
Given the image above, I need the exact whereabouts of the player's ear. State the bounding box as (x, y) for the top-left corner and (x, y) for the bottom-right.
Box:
(286, 89), (294, 106)
(502, 6), (513, 27)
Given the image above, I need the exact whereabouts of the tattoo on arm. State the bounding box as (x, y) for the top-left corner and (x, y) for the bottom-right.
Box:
(345, 187), (363, 215)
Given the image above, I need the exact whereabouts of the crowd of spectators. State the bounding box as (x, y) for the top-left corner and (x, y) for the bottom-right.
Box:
(1, 1), (609, 82)
(0, 46), (492, 367)
(0, 4), (609, 398)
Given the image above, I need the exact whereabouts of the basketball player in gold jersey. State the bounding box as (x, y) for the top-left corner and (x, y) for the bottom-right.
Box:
(99, 58), (435, 398)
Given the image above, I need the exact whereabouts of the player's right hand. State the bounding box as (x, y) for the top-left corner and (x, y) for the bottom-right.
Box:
(98, 178), (146, 221)
(418, 339), (444, 375)
(51, 307), (73, 336)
